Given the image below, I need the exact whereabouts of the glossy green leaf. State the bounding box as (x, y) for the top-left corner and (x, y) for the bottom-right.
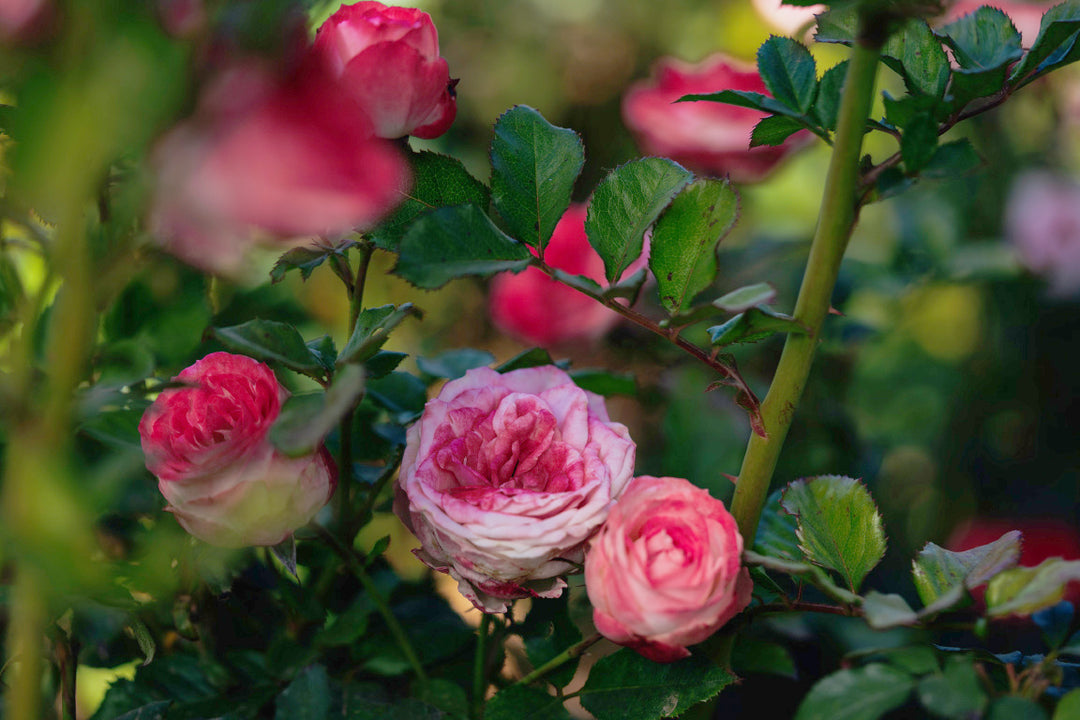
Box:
(366, 351), (408, 379)
(586, 158), (693, 284)
(986, 558), (1080, 617)
(921, 139), (983, 179)
(269, 364), (365, 457)
(707, 307), (805, 347)
(579, 649), (734, 720)
(394, 204), (532, 289)
(754, 489), (801, 561)
(815, 61), (848, 131)
(915, 656), (987, 719)
(900, 113), (939, 173)
(781, 475), (886, 592)
(677, 89), (796, 117)
(814, 7), (857, 45)
(485, 686), (572, 720)
(795, 664), (914, 720)
(911, 530), (1021, 607)
(372, 150), (490, 250)
(338, 304), (420, 365)
(650, 178), (738, 316)
(275, 665), (330, 720)
(495, 347), (563, 373)
(751, 114), (809, 147)
(569, 369), (636, 397)
(883, 19), (950, 98)
(416, 349), (495, 380)
(210, 319), (324, 379)
(1010, 0), (1080, 84)
(939, 7), (1023, 72)
(490, 105), (585, 252)
(757, 36), (818, 114)
(714, 283), (777, 313)
(862, 592), (918, 630)
(882, 92), (942, 130)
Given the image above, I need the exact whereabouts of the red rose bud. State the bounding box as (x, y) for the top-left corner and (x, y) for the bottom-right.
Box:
(312, 1), (457, 139)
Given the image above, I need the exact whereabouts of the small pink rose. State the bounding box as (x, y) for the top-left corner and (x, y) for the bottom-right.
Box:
(394, 365), (636, 613)
(489, 204), (642, 348)
(139, 352), (336, 548)
(1005, 171), (1080, 297)
(622, 54), (813, 183)
(312, 1), (457, 139)
(585, 475), (752, 662)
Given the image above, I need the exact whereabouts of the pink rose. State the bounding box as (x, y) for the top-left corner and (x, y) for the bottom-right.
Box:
(585, 476), (752, 662)
(0, 0), (50, 41)
(1004, 171), (1080, 297)
(622, 54), (812, 183)
(312, 1), (457, 139)
(149, 59), (410, 276)
(139, 352), (336, 548)
(489, 204), (640, 348)
(394, 366), (636, 613)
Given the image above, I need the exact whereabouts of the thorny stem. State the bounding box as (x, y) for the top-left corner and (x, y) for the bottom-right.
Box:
(472, 614), (493, 720)
(513, 633), (603, 688)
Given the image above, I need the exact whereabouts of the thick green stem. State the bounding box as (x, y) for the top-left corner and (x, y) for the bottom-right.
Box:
(514, 633), (603, 688)
(471, 614), (493, 719)
(730, 31), (883, 547)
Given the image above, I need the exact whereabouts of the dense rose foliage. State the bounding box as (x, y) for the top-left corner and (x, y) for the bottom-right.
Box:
(394, 366), (636, 613)
(945, 1), (1054, 46)
(150, 60), (409, 276)
(1004, 171), (1080, 297)
(585, 475), (752, 662)
(139, 352), (336, 548)
(312, 1), (457, 139)
(489, 204), (639, 347)
(622, 54), (812, 183)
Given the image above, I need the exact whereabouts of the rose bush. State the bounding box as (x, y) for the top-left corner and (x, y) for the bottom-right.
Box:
(622, 54), (812, 183)
(312, 1), (457, 139)
(584, 475), (752, 662)
(139, 352), (336, 548)
(489, 204), (641, 347)
(394, 365), (636, 613)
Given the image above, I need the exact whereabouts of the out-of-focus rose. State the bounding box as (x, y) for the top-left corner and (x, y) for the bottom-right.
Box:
(1004, 171), (1080, 297)
(489, 204), (642, 348)
(312, 1), (456, 139)
(944, 1), (1054, 46)
(622, 54), (813, 183)
(150, 59), (410, 276)
(139, 352), (336, 548)
(0, 0), (49, 41)
(158, 0), (205, 38)
(585, 475), (752, 662)
(752, 0), (824, 36)
(394, 365), (636, 613)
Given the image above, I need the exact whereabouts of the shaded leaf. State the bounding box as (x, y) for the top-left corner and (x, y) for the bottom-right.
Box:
(365, 372), (428, 421)
(338, 304), (420, 365)
(921, 140), (983, 179)
(915, 656), (987, 719)
(732, 639), (797, 679)
(883, 19), (950, 98)
(757, 36), (818, 114)
(484, 686), (571, 720)
(992, 696), (1050, 720)
(900, 113), (939, 174)
(569, 369), (636, 397)
(938, 7), (1023, 73)
(1034, 601), (1075, 650)
(862, 592), (918, 630)
(795, 664), (914, 720)
(271, 244), (346, 284)
(366, 351), (408, 380)
(911, 530), (1021, 607)
(815, 61), (848, 131)
(743, 550), (862, 605)
(1010, 0), (1080, 84)
(415, 679), (469, 720)
(275, 665), (330, 720)
(114, 702), (172, 720)
(270, 364), (365, 457)
(210, 320), (323, 379)
(270, 536), (298, 580)
(714, 283), (777, 313)
(417, 349), (495, 380)
(754, 489), (801, 561)
(707, 307), (805, 347)
(496, 347), (558, 373)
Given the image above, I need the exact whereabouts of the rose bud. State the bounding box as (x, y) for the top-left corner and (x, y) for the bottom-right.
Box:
(394, 365), (636, 613)
(1005, 171), (1080, 297)
(149, 59), (410, 276)
(311, 1), (457, 139)
(139, 352), (336, 548)
(622, 54), (813, 183)
(489, 204), (643, 348)
(585, 475), (752, 662)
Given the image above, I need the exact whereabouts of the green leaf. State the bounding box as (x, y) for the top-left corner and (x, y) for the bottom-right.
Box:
(586, 158), (693, 284)
(781, 475), (886, 593)
(650, 178), (739, 316)
(732, 638), (797, 679)
(0, 251), (23, 333)
(270, 536), (298, 580)
(815, 61), (848, 131)
(986, 558), (1080, 617)
(1034, 601), (1075, 649)
(915, 656), (987, 719)
(269, 364), (365, 457)
(316, 596), (374, 648)
(881, 646), (940, 676)
(992, 696), (1050, 720)
(754, 489), (801, 561)
(415, 679), (469, 720)
(939, 7), (1023, 72)
(579, 649), (735, 720)
(416, 349), (495, 380)
(714, 283), (777, 313)
(210, 319), (324, 379)
(394, 205), (533, 289)
(338, 304), (420, 365)
(113, 702), (172, 720)
(490, 105), (585, 252)
(814, 6), (858, 45)
(1010, 0), (1080, 84)
(676, 89), (796, 118)
(365, 351), (407, 380)
(751, 115), (809, 147)
(921, 140), (983, 179)
(795, 664), (914, 720)
(743, 550), (862, 605)
(1053, 689), (1080, 720)
(757, 36), (818, 114)
(270, 244), (344, 284)
(883, 20), (950, 98)
(911, 530), (1021, 607)
(365, 372), (428, 421)
(275, 665), (330, 720)
(372, 151), (490, 250)
(495, 347), (568, 373)
(707, 307), (805, 347)
(569, 369), (636, 397)
(882, 92), (942, 130)
(307, 335), (338, 372)
(900, 113), (940, 174)
(862, 592), (918, 630)
(484, 686), (571, 720)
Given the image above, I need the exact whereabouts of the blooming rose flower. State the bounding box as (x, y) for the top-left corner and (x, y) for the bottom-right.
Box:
(622, 54), (812, 183)
(150, 59), (410, 276)
(139, 352), (336, 548)
(312, 1), (457, 139)
(1004, 171), (1080, 297)
(585, 475), (752, 662)
(489, 204), (641, 348)
(394, 365), (636, 613)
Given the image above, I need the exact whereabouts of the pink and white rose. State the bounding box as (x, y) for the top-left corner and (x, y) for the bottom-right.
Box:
(585, 475), (752, 662)
(622, 54), (813, 183)
(139, 352), (336, 548)
(394, 365), (636, 613)
(312, 1), (457, 139)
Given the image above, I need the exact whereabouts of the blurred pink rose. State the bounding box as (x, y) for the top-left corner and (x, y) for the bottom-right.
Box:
(1005, 171), (1080, 297)
(139, 352), (336, 548)
(585, 475), (752, 662)
(945, 1), (1053, 46)
(0, 0), (49, 41)
(751, 0), (823, 36)
(150, 59), (410, 276)
(395, 366), (636, 613)
(622, 54), (812, 183)
(489, 204), (641, 348)
(157, 0), (205, 38)
(312, 1), (457, 139)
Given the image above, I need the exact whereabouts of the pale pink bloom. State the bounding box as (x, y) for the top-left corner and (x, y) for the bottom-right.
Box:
(585, 475), (752, 662)
(752, 0), (824, 36)
(0, 0), (49, 41)
(945, 1), (1054, 46)
(311, 1), (457, 139)
(1005, 171), (1080, 296)
(395, 366), (636, 613)
(139, 352), (336, 548)
(622, 54), (813, 183)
